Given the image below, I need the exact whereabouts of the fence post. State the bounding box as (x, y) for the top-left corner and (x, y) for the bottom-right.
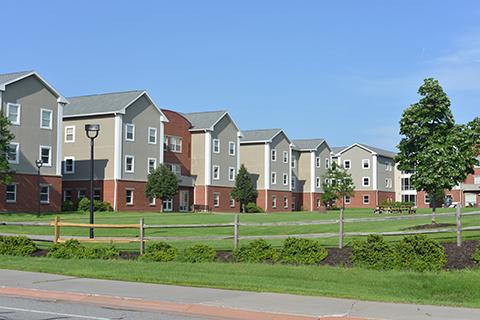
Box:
(140, 218), (145, 255)
(233, 214), (239, 249)
(339, 208), (344, 249)
(53, 216), (60, 244)
(456, 205), (462, 247)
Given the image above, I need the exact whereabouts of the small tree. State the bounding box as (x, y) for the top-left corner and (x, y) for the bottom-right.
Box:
(0, 113), (14, 184)
(321, 182), (337, 209)
(145, 165), (179, 212)
(397, 78), (479, 223)
(231, 164), (257, 213)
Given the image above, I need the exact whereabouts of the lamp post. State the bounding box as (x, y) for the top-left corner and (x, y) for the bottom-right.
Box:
(85, 124), (100, 239)
(35, 159), (43, 216)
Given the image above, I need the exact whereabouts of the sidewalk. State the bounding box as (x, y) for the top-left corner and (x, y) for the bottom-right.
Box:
(0, 269), (479, 320)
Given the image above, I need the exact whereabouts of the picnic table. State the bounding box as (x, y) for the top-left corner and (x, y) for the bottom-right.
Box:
(374, 206), (416, 215)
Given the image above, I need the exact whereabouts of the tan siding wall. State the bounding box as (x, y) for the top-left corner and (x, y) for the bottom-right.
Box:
(240, 144), (265, 190)
(298, 152), (311, 191)
(191, 132), (206, 185)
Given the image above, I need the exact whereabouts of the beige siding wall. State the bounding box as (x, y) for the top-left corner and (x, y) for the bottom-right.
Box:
(191, 132), (206, 185)
(240, 144), (265, 190)
(298, 152), (311, 191)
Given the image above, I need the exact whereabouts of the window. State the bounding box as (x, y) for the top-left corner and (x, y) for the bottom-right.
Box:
(283, 151), (288, 163)
(64, 190), (72, 202)
(284, 196), (288, 209)
(385, 178), (392, 188)
(316, 177), (321, 188)
(125, 155), (135, 173)
(148, 158), (157, 174)
(40, 185), (50, 204)
(271, 172), (277, 185)
(474, 176), (480, 184)
(149, 197), (156, 206)
(148, 127), (157, 144)
(6, 103), (20, 125)
(325, 158), (330, 169)
(363, 195), (369, 204)
(213, 165), (220, 180)
(5, 184), (16, 203)
(7, 143), (19, 164)
(316, 157), (321, 168)
(168, 136), (182, 153)
(39, 109), (53, 129)
(126, 189), (134, 205)
(213, 139), (220, 153)
(229, 141), (236, 156)
(401, 177), (413, 190)
(39, 146), (52, 166)
(402, 194), (416, 205)
(424, 195), (430, 204)
(229, 167), (236, 181)
(272, 195), (277, 208)
(230, 196), (235, 208)
(93, 189), (101, 201)
(386, 162), (393, 171)
(343, 160), (351, 169)
(345, 196), (351, 204)
(291, 177), (296, 189)
(292, 158), (296, 168)
(77, 189), (86, 199)
(213, 193), (220, 207)
(362, 177), (370, 187)
(65, 126), (75, 143)
(316, 198), (321, 208)
(282, 173), (288, 185)
(163, 199), (173, 211)
(64, 157), (75, 174)
(271, 149), (277, 161)
(125, 124), (135, 141)
(362, 159), (370, 169)
(166, 163), (181, 176)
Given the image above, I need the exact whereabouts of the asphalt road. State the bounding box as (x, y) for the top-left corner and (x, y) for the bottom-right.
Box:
(0, 296), (211, 320)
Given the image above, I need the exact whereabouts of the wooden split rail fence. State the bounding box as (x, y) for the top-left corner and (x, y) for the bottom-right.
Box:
(1, 208), (480, 252)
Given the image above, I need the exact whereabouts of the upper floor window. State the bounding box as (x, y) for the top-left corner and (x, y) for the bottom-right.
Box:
(316, 157), (321, 168)
(213, 139), (220, 153)
(125, 124), (135, 141)
(5, 184), (16, 203)
(283, 173), (288, 185)
(64, 157), (75, 174)
(65, 126), (75, 143)
(213, 165), (220, 180)
(39, 146), (52, 166)
(283, 151), (288, 163)
(292, 158), (296, 168)
(166, 163), (181, 176)
(229, 141), (236, 156)
(125, 155), (135, 173)
(271, 149), (277, 161)
(362, 177), (370, 187)
(386, 162), (393, 171)
(271, 172), (277, 184)
(343, 160), (351, 169)
(7, 143), (19, 164)
(40, 109), (53, 130)
(148, 127), (157, 144)
(316, 177), (321, 188)
(291, 177), (296, 189)
(362, 159), (370, 169)
(474, 176), (480, 184)
(168, 136), (182, 153)
(6, 103), (20, 125)
(385, 178), (392, 188)
(229, 167), (236, 181)
(325, 158), (330, 169)
(148, 158), (157, 174)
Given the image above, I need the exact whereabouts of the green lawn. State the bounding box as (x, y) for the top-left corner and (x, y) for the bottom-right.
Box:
(0, 207), (479, 251)
(0, 255), (479, 308)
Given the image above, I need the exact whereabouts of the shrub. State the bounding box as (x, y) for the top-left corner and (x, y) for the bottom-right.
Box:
(472, 246), (480, 264)
(245, 202), (264, 213)
(351, 234), (395, 270)
(78, 198), (113, 212)
(140, 241), (178, 262)
(181, 244), (217, 263)
(62, 200), (76, 212)
(47, 239), (119, 259)
(394, 234), (447, 272)
(0, 236), (38, 256)
(233, 239), (278, 263)
(279, 238), (328, 265)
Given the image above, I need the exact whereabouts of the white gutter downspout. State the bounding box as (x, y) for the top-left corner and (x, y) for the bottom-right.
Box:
(264, 143), (270, 211)
(113, 114), (123, 211)
(372, 154), (378, 206)
(205, 131), (212, 206)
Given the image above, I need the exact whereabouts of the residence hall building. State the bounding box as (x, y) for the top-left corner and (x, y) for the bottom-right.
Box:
(240, 129), (292, 212)
(331, 143), (396, 208)
(184, 110), (241, 212)
(1, 71), (68, 212)
(161, 109), (195, 212)
(62, 90), (168, 211)
(291, 139), (332, 211)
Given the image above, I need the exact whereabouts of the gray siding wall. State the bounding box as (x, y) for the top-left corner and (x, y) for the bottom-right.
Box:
(291, 150), (301, 192)
(269, 132), (290, 191)
(340, 146), (373, 191)
(210, 115), (239, 187)
(313, 143), (331, 193)
(376, 155), (395, 192)
(2, 75), (59, 176)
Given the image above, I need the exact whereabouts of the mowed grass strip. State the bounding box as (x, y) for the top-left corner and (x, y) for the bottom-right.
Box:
(0, 255), (479, 308)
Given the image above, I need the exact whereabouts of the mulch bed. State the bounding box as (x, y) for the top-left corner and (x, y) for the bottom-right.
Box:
(321, 247), (352, 267)
(443, 240), (479, 270)
(402, 223), (455, 230)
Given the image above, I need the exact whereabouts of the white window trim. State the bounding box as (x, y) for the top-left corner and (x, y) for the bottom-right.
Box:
(271, 149), (277, 162)
(213, 139), (220, 154)
(272, 195), (277, 208)
(148, 127), (158, 145)
(169, 136), (183, 153)
(343, 160), (351, 169)
(474, 176), (480, 184)
(213, 192), (220, 207)
(271, 172), (277, 185)
(316, 157), (321, 168)
(230, 196), (235, 208)
(5, 184), (17, 203)
(228, 167), (236, 181)
(64, 126), (76, 143)
(325, 158), (330, 169)
(363, 195), (370, 204)
(6, 103), (21, 125)
(284, 196), (289, 209)
(126, 189), (134, 205)
(362, 159), (370, 169)
(125, 123), (135, 142)
(63, 156), (75, 174)
(213, 165), (220, 180)
(385, 178), (389, 188)
(362, 176), (370, 187)
(149, 197), (156, 206)
(292, 158), (296, 168)
(229, 141), (236, 156)
(125, 155), (135, 173)
(291, 177), (296, 189)
(39, 145), (52, 167)
(424, 195), (430, 204)
(40, 184), (50, 204)
(40, 108), (53, 130)
(283, 173), (288, 185)
(147, 157), (157, 174)
(316, 177), (321, 188)
(8, 142), (19, 164)
(345, 195), (351, 204)
(283, 151), (288, 163)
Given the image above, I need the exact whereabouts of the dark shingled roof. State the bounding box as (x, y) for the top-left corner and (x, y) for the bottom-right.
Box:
(292, 139), (326, 151)
(241, 129), (283, 143)
(184, 110), (228, 131)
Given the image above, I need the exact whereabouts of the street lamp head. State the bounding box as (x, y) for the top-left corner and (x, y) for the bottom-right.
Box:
(35, 159), (43, 169)
(85, 124), (100, 139)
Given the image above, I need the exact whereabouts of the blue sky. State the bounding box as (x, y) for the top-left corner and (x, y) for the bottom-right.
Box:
(2, 1), (479, 150)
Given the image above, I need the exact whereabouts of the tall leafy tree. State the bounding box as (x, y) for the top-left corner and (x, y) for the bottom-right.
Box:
(396, 78), (479, 223)
(0, 113), (14, 184)
(320, 181), (337, 209)
(145, 165), (179, 212)
(231, 164), (257, 213)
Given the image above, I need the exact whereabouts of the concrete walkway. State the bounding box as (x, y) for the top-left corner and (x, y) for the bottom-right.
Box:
(0, 269), (479, 320)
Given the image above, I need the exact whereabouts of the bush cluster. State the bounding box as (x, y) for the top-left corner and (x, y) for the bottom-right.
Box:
(351, 234), (447, 272)
(181, 244), (217, 263)
(47, 240), (119, 259)
(379, 201), (415, 208)
(233, 239), (278, 263)
(0, 236), (38, 256)
(245, 202), (265, 213)
(279, 238), (328, 265)
(473, 246), (480, 264)
(77, 198), (113, 212)
(61, 200), (77, 212)
(140, 241), (178, 262)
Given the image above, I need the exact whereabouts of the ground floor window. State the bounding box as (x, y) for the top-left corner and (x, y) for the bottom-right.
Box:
(5, 184), (16, 203)
(64, 190), (73, 202)
(345, 196), (351, 204)
(149, 197), (156, 206)
(272, 195), (277, 208)
(93, 188), (101, 201)
(40, 185), (50, 204)
(163, 199), (173, 211)
(362, 195), (369, 205)
(316, 198), (321, 208)
(126, 189), (134, 205)
(229, 196), (235, 208)
(401, 194), (416, 205)
(424, 195), (430, 204)
(283, 196), (288, 209)
(77, 189), (86, 199)
(213, 193), (220, 208)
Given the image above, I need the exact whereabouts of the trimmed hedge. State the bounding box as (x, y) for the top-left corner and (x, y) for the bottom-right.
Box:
(181, 244), (217, 263)
(77, 198), (113, 212)
(245, 202), (264, 213)
(279, 238), (328, 265)
(0, 236), (38, 256)
(351, 234), (395, 270)
(233, 239), (278, 263)
(394, 234), (446, 272)
(140, 241), (178, 262)
(473, 246), (480, 264)
(47, 240), (119, 260)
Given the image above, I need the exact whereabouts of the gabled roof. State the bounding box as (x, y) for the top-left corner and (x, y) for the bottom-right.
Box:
(0, 70), (67, 103)
(184, 110), (240, 132)
(335, 143), (396, 158)
(331, 146), (346, 156)
(241, 128), (290, 144)
(64, 90), (168, 121)
(292, 139), (328, 151)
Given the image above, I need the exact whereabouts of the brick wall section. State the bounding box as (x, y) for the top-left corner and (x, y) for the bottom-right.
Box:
(257, 190), (292, 212)
(292, 192), (303, 211)
(338, 191), (395, 209)
(193, 185), (238, 212)
(416, 189), (465, 208)
(464, 168), (480, 184)
(62, 180), (114, 205)
(301, 192), (324, 211)
(162, 109), (192, 176)
(1, 174), (62, 213)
